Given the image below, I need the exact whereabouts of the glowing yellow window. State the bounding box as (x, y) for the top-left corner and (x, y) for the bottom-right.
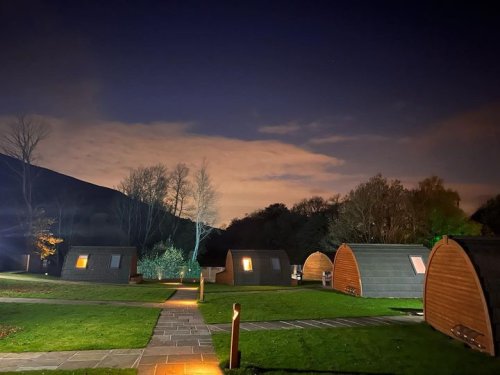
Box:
(75, 255), (89, 269)
(242, 257), (253, 272)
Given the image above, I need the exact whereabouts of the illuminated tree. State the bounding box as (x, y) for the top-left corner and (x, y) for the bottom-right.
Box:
(32, 209), (63, 259)
(190, 159), (217, 261)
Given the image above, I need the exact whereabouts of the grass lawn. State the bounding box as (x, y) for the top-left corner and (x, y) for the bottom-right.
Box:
(0, 303), (159, 352)
(199, 288), (422, 323)
(212, 324), (500, 374)
(2, 370), (136, 375)
(0, 273), (175, 302)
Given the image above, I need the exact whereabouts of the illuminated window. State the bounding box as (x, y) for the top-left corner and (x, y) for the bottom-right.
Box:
(242, 257), (253, 271)
(410, 256), (426, 274)
(110, 254), (121, 269)
(75, 255), (89, 269)
(271, 257), (281, 271)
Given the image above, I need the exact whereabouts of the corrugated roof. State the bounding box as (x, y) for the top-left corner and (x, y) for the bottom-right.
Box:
(451, 236), (500, 353)
(347, 243), (430, 298)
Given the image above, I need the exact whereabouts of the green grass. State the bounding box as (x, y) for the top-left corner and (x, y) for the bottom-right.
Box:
(0, 303), (160, 352)
(212, 324), (500, 374)
(0, 273), (175, 302)
(199, 288), (422, 323)
(204, 284), (297, 293)
(2, 370), (136, 375)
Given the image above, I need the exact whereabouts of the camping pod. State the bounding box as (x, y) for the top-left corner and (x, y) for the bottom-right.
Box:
(302, 251), (334, 281)
(215, 249), (291, 286)
(62, 246), (137, 284)
(424, 236), (500, 356)
(332, 243), (429, 298)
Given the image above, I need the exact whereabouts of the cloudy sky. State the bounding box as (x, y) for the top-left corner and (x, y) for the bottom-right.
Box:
(1, 1), (499, 225)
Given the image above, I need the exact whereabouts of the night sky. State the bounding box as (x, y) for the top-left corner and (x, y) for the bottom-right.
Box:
(1, 1), (499, 224)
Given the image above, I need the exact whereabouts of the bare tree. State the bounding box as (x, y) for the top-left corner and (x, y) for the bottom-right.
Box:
(117, 164), (170, 250)
(0, 115), (50, 242)
(190, 160), (217, 261)
(167, 163), (191, 238)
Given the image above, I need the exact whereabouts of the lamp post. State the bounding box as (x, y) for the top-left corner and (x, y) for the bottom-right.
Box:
(230, 303), (241, 369)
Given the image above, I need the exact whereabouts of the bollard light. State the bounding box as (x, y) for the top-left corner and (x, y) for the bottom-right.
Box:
(199, 273), (205, 302)
(230, 303), (241, 369)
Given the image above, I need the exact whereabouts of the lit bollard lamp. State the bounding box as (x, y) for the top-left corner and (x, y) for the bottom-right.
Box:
(199, 273), (205, 302)
(230, 303), (241, 369)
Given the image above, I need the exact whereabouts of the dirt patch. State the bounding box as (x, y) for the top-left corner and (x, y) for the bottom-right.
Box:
(0, 324), (21, 339)
(2, 286), (52, 294)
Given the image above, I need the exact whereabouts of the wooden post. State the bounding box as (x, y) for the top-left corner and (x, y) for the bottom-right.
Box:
(199, 273), (205, 302)
(229, 303), (241, 369)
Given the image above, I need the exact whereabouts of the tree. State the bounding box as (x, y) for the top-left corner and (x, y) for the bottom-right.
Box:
(167, 163), (191, 238)
(190, 160), (217, 261)
(117, 164), (170, 250)
(472, 194), (500, 235)
(326, 175), (412, 244)
(0, 115), (50, 249)
(410, 176), (482, 246)
(32, 209), (63, 259)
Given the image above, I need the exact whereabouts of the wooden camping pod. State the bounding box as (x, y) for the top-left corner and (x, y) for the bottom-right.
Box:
(302, 251), (334, 281)
(332, 243), (429, 298)
(424, 236), (500, 356)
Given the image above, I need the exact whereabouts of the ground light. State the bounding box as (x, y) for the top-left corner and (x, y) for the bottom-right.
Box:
(199, 273), (205, 302)
(230, 303), (241, 369)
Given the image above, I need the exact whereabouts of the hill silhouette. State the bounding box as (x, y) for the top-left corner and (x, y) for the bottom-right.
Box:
(0, 153), (196, 273)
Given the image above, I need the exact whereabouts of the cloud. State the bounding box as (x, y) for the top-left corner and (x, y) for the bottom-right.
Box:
(258, 123), (301, 135)
(0, 116), (349, 225)
(308, 134), (391, 144)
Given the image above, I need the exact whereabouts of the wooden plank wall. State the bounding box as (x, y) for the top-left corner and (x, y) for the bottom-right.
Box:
(425, 240), (495, 355)
(215, 251), (234, 285)
(303, 252), (333, 281)
(332, 245), (362, 296)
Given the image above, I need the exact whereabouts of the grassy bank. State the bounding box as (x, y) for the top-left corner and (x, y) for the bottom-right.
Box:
(212, 324), (500, 374)
(0, 303), (159, 352)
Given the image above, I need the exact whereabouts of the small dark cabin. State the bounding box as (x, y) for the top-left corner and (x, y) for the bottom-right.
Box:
(61, 246), (137, 284)
(216, 249), (291, 286)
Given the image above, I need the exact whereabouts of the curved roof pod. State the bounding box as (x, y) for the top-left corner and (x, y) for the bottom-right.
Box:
(424, 236), (500, 356)
(333, 243), (429, 298)
(215, 249), (291, 286)
(302, 251), (334, 281)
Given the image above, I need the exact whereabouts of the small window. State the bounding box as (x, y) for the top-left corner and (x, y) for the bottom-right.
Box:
(75, 255), (89, 269)
(242, 257), (253, 271)
(271, 257), (281, 271)
(410, 256), (426, 274)
(110, 254), (121, 269)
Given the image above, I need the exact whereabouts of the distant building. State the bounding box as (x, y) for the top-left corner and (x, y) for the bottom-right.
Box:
(333, 243), (429, 298)
(61, 246), (137, 284)
(216, 249), (291, 286)
(425, 236), (500, 356)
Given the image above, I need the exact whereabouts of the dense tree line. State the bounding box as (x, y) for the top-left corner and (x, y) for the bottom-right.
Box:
(205, 174), (484, 264)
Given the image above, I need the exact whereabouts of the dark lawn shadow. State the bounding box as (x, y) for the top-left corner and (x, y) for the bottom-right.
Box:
(389, 307), (423, 316)
(246, 366), (394, 374)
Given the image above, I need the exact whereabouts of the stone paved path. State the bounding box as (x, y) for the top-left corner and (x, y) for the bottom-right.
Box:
(136, 287), (222, 375)
(208, 314), (423, 333)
